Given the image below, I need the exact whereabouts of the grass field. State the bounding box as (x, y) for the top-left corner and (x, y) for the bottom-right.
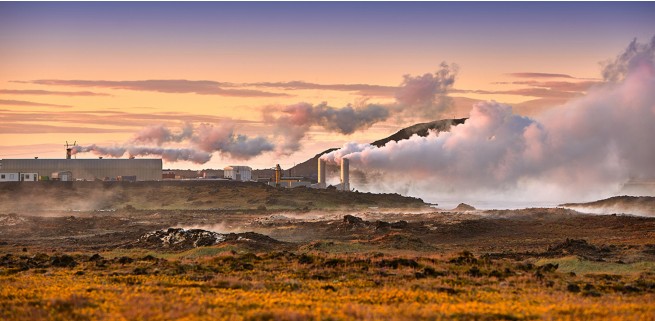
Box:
(2, 249), (654, 320)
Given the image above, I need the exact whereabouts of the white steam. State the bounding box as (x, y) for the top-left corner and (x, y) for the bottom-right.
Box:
(267, 63), (457, 154)
(395, 62), (458, 118)
(267, 101), (390, 155)
(132, 123), (194, 146)
(322, 36), (655, 203)
(72, 122), (273, 163)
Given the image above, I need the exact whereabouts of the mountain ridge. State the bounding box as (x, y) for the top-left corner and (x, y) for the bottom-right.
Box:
(252, 118), (467, 180)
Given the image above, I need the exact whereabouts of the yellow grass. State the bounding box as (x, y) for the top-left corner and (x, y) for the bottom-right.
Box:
(1, 251), (654, 320)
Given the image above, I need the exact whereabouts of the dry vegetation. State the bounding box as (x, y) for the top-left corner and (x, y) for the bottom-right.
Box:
(2, 249), (654, 321)
(1, 181), (655, 320)
(0, 181), (425, 212)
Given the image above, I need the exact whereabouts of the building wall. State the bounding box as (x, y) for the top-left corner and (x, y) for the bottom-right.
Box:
(20, 173), (38, 181)
(0, 159), (162, 181)
(0, 173), (19, 182)
(224, 166), (252, 181)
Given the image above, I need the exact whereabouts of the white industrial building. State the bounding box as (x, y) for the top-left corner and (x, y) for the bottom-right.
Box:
(224, 165), (252, 181)
(0, 158), (162, 181)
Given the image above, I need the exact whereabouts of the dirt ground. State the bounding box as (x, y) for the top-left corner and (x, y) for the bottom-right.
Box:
(2, 182), (655, 320)
(0, 185), (654, 262)
(1, 182), (654, 257)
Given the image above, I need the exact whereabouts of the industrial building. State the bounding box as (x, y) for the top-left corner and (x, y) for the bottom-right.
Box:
(0, 172), (38, 182)
(0, 158), (162, 181)
(224, 166), (252, 181)
(269, 164), (311, 188)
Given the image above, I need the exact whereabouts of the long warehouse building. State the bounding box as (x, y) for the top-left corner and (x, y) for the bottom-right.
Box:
(0, 158), (162, 181)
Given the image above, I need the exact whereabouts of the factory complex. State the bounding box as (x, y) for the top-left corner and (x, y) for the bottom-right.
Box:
(0, 144), (351, 190)
(0, 158), (163, 182)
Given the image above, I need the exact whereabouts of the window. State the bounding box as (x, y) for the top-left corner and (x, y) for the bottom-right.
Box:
(1, 174), (4, 179)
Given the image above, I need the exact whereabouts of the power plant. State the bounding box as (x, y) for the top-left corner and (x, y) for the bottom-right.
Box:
(0, 142), (350, 188)
(269, 164), (311, 188)
(0, 143), (162, 181)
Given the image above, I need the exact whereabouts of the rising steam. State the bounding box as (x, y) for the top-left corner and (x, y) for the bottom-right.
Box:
(323, 36), (655, 203)
(72, 122), (273, 163)
(267, 101), (390, 155)
(267, 63), (457, 154)
(395, 62), (458, 118)
(132, 123), (194, 146)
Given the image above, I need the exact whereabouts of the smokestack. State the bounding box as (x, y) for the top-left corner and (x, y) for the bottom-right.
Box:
(340, 158), (350, 191)
(66, 148), (72, 159)
(318, 158), (326, 188)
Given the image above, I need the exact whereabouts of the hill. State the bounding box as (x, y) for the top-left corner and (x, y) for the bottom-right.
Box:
(370, 118), (466, 147)
(279, 118), (467, 179)
(0, 180), (426, 212)
(560, 196), (655, 216)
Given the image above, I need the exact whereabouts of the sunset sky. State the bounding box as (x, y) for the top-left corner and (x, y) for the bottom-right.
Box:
(2, 2), (654, 170)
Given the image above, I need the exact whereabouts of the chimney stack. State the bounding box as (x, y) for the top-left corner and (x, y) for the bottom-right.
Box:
(275, 164), (282, 186)
(340, 158), (350, 192)
(317, 158), (326, 188)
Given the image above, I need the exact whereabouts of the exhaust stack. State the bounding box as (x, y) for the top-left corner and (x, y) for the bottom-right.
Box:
(317, 158), (326, 188)
(275, 164), (282, 186)
(65, 141), (76, 159)
(340, 158), (350, 191)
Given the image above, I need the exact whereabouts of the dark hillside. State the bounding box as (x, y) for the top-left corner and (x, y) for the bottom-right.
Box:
(286, 118), (467, 178)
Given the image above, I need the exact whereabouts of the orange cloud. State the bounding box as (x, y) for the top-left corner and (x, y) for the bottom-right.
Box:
(0, 89), (111, 96)
(0, 99), (71, 108)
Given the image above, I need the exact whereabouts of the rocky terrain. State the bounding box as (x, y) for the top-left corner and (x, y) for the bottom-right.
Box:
(1, 183), (654, 320)
(0, 180), (425, 212)
(560, 196), (655, 216)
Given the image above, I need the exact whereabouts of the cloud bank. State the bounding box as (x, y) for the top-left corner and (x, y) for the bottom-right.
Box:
(507, 72), (575, 79)
(0, 89), (111, 96)
(22, 79), (289, 97)
(0, 99), (71, 108)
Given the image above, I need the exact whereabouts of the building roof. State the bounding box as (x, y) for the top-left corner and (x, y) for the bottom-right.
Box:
(224, 165), (252, 171)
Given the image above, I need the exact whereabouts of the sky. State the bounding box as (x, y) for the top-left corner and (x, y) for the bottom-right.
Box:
(1, 2), (654, 172)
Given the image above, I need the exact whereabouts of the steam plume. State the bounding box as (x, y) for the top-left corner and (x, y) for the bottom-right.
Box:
(72, 144), (213, 163)
(72, 144), (126, 158)
(194, 123), (274, 160)
(132, 123), (194, 146)
(323, 36), (655, 202)
(127, 147), (212, 163)
(268, 101), (390, 154)
(395, 62), (458, 117)
(268, 63), (457, 154)
(72, 122), (274, 163)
